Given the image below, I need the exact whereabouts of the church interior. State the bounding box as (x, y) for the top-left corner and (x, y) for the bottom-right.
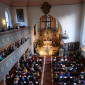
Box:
(0, 0), (85, 85)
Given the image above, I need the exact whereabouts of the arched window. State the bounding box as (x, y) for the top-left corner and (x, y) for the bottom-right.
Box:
(46, 15), (50, 28)
(56, 20), (58, 31)
(5, 10), (9, 27)
(38, 19), (40, 32)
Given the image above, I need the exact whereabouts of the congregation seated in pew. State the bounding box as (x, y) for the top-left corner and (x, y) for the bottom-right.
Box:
(52, 56), (85, 85)
(6, 50), (44, 85)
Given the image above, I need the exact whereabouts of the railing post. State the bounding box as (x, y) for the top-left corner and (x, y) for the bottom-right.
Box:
(17, 60), (20, 70)
(2, 76), (6, 85)
(24, 54), (26, 61)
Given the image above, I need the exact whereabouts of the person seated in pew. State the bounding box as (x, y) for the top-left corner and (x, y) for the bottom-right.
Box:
(77, 78), (81, 84)
(27, 72), (33, 77)
(35, 80), (39, 85)
(79, 72), (84, 79)
(19, 67), (23, 71)
(60, 57), (64, 61)
(16, 70), (22, 75)
(68, 67), (73, 72)
(0, 53), (3, 61)
(14, 75), (19, 81)
(66, 77), (70, 82)
(65, 57), (67, 61)
(76, 66), (81, 72)
(0, 27), (5, 32)
(22, 71), (27, 76)
(81, 81), (84, 85)
(73, 67), (77, 72)
(54, 73), (58, 78)
(36, 59), (39, 64)
(27, 76), (30, 82)
(29, 76), (33, 82)
(33, 76), (38, 82)
(25, 63), (29, 67)
(10, 72), (14, 80)
(58, 71), (64, 77)
(58, 77), (62, 82)
(29, 81), (34, 85)
(2, 50), (7, 58)
(7, 26), (11, 30)
(6, 74), (10, 80)
(53, 57), (56, 61)
(33, 60), (36, 64)
(30, 66), (35, 72)
(54, 67), (58, 72)
(14, 80), (18, 85)
(8, 45), (14, 53)
(21, 76), (26, 82)
(54, 77), (61, 83)
(21, 63), (25, 68)
(52, 61), (56, 64)
(58, 61), (62, 64)
(33, 71), (37, 76)
(34, 64), (38, 71)
(37, 65), (42, 72)
(23, 67), (28, 73)
(56, 63), (61, 67)
(58, 68), (65, 72)
(36, 71), (40, 77)
(62, 64), (65, 68)
(39, 59), (43, 65)
(72, 77), (76, 83)
(65, 72), (70, 77)
(4, 48), (10, 56)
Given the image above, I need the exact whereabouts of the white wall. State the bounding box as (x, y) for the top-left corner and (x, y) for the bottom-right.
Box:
(80, 3), (85, 57)
(0, 2), (12, 30)
(11, 4), (82, 43)
(27, 4), (82, 43)
(80, 3), (85, 46)
(11, 7), (28, 26)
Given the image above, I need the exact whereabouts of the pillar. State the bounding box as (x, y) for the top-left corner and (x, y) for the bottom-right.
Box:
(17, 60), (20, 69)
(1, 76), (6, 85)
(23, 54), (26, 61)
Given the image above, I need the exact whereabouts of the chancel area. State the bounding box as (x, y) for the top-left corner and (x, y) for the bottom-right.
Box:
(0, 0), (85, 85)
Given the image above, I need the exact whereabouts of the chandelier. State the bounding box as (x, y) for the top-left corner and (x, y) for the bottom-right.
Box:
(62, 31), (69, 39)
(61, 0), (69, 40)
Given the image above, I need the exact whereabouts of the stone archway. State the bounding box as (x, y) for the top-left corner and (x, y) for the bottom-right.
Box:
(33, 14), (63, 55)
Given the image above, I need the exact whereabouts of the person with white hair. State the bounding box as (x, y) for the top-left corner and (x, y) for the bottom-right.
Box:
(46, 46), (49, 55)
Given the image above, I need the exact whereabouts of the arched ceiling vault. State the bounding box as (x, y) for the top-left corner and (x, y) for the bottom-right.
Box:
(0, 0), (85, 7)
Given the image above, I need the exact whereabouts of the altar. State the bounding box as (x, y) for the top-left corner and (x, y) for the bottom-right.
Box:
(43, 41), (52, 46)
(37, 41), (58, 55)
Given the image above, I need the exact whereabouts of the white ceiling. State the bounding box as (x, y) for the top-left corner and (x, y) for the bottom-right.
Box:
(0, 0), (85, 7)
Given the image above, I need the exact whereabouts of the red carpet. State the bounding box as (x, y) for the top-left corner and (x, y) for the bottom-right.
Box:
(43, 56), (52, 85)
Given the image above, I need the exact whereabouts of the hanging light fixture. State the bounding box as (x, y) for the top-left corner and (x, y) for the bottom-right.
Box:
(61, 0), (69, 39)
(62, 30), (69, 39)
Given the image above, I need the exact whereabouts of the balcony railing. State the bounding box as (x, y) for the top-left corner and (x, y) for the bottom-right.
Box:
(0, 27), (30, 49)
(0, 39), (31, 82)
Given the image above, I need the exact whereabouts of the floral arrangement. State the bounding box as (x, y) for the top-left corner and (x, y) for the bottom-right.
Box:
(36, 39), (44, 47)
(52, 37), (60, 47)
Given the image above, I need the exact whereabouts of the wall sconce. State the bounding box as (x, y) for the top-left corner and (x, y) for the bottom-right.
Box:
(2, 19), (6, 25)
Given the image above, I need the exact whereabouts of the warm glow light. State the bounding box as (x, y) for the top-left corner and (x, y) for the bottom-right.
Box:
(2, 19), (6, 25)
(81, 46), (85, 52)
